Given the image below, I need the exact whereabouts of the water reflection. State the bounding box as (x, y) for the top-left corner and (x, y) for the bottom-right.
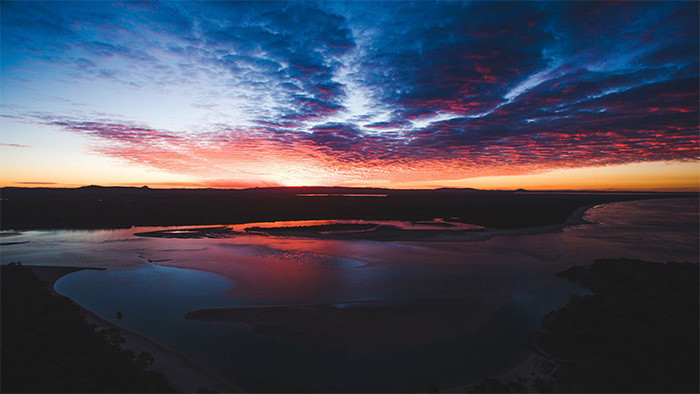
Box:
(55, 264), (241, 349)
(1, 198), (697, 391)
(228, 218), (484, 231)
(54, 264), (586, 392)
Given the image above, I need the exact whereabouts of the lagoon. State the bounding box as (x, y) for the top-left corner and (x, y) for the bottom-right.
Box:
(2, 198), (697, 391)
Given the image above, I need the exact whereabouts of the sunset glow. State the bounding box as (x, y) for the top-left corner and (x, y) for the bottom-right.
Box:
(1, 1), (698, 190)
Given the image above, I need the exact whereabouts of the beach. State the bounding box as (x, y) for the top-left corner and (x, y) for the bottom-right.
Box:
(29, 265), (241, 393)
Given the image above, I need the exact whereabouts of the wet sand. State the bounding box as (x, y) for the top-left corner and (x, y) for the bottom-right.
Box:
(185, 295), (508, 349)
(28, 265), (241, 393)
(443, 353), (555, 393)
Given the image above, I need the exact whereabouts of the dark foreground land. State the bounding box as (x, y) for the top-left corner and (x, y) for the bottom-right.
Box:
(1, 186), (695, 230)
(2, 259), (698, 393)
(473, 259), (700, 393)
(1, 263), (176, 393)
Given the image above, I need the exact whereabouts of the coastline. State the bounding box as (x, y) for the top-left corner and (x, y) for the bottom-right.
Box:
(418, 203), (595, 242)
(444, 352), (556, 393)
(438, 204), (597, 392)
(449, 258), (700, 393)
(30, 265), (242, 394)
(6, 198), (696, 392)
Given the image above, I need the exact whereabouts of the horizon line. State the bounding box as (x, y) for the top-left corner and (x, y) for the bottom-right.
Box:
(2, 184), (698, 194)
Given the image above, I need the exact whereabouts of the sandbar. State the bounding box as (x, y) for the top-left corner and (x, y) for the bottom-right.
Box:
(185, 295), (508, 349)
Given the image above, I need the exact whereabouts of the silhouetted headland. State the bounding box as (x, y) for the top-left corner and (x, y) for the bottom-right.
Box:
(469, 258), (699, 393)
(1, 263), (176, 393)
(1, 263), (240, 393)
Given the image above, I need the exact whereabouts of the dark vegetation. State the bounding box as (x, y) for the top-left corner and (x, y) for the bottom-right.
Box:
(1, 263), (176, 393)
(135, 223), (487, 241)
(2, 186), (695, 230)
(413, 220), (456, 227)
(542, 259), (699, 392)
(474, 258), (699, 393)
(135, 226), (235, 239)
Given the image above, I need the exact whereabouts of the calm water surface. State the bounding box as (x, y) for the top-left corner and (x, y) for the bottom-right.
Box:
(2, 198), (698, 391)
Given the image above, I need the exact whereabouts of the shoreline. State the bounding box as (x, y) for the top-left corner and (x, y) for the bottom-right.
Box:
(449, 258), (700, 393)
(8, 202), (601, 392)
(414, 203), (594, 242)
(7, 197), (696, 392)
(444, 352), (555, 393)
(29, 265), (242, 394)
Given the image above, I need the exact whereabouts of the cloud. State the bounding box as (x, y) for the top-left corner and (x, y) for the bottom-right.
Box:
(1, 1), (697, 185)
(0, 143), (30, 148)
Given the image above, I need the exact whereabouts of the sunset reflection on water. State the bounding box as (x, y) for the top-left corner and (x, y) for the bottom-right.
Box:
(1, 198), (697, 391)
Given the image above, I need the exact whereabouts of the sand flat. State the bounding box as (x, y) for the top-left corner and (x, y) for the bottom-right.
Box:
(186, 295), (508, 349)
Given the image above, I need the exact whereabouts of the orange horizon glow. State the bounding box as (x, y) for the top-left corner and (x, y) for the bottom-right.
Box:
(2, 160), (698, 192)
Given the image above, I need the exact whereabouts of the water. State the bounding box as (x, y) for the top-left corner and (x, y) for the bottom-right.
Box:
(53, 265), (584, 392)
(54, 264), (241, 353)
(2, 198), (698, 391)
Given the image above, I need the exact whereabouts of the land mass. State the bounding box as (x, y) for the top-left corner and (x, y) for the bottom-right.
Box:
(469, 258), (699, 393)
(1, 263), (175, 393)
(2, 186), (695, 230)
(1, 263), (240, 393)
(130, 202), (594, 242)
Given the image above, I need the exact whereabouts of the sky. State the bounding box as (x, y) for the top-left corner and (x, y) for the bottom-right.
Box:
(1, 1), (698, 190)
